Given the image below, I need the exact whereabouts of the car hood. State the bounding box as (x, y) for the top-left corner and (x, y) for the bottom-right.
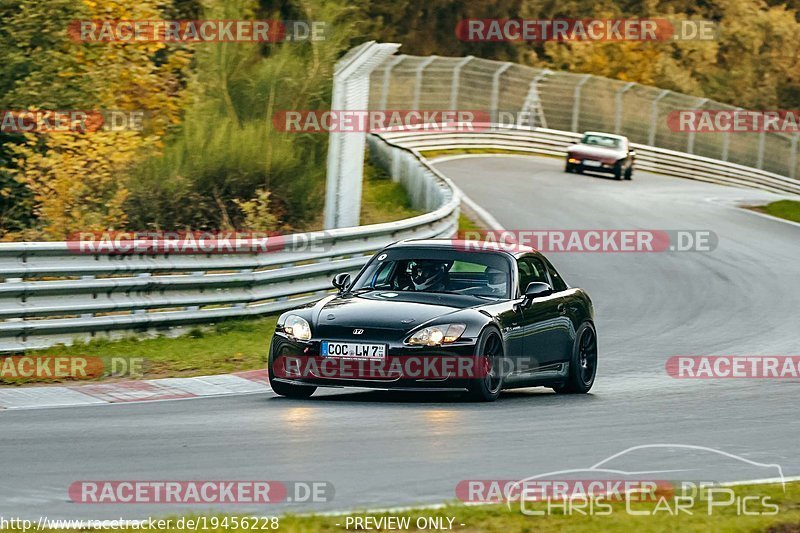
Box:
(567, 144), (626, 161)
(310, 290), (484, 341)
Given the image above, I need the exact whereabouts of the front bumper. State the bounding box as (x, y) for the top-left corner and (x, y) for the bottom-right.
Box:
(567, 156), (620, 173)
(269, 333), (480, 391)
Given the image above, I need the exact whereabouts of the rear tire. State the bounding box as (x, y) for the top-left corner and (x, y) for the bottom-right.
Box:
(553, 322), (597, 394)
(467, 328), (504, 402)
(268, 345), (317, 399)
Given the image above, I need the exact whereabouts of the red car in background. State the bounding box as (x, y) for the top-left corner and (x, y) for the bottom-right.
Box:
(565, 132), (635, 180)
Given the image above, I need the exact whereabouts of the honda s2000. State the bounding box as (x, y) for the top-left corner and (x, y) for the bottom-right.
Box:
(268, 240), (597, 401)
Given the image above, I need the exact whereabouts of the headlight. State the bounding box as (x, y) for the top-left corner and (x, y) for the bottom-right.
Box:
(284, 315), (312, 341)
(406, 324), (466, 346)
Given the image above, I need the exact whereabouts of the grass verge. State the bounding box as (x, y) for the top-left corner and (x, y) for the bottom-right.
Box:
(421, 148), (549, 160)
(0, 317), (277, 385)
(4, 481), (798, 532)
(747, 200), (800, 223)
(360, 163), (424, 224)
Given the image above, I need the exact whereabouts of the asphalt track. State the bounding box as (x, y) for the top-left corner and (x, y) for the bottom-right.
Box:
(2, 155), (798, 520)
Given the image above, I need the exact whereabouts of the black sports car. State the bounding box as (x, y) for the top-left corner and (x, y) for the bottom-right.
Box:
(268, 239), (597, 401)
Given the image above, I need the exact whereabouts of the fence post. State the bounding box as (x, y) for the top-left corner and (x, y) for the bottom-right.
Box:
(789, 133), (798, 180)
(519, 69), (551, 129)
(412, 56), (437, 111)
(490, 62), (513, 123)
(324, 41), (400, 229)
(614, 82), (635, 135)
(449, 56), (474, 109)
(571, 75), (591, 133)
(649, 90), (670, 146)
(379, 55), (405, 110)
(720, 107), (740, 161)
(686, 98), (708, 154)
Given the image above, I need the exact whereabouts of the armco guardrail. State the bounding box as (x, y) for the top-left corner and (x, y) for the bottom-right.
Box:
(380, 125), (800, 196)
(0, 134), (459, 352)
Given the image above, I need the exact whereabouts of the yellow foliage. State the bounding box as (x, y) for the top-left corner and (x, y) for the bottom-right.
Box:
(4, 0), (191, 239)
(9, 131), (155, 239)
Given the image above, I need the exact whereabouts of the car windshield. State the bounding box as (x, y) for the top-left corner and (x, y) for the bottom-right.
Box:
(581, 134), (621, 148)
(351, 247), (512, 299)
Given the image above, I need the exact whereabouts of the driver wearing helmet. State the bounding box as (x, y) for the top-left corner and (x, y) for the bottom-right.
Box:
(484, 267), (508, 297)
(409, 260), (451, 292)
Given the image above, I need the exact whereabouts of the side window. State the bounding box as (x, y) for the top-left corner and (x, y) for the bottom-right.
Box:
(527, 258), (550, 284)
(516, 260), (533, 294)
(544, 259), (569, 292)
(517, 257), (550, 295)
(372, 261), (395, 287)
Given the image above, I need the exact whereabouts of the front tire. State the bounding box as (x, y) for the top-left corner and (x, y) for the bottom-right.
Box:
(554, 322), (597, 394)
(268, 344), (317, 399)
(613, 162), (623, 180)
(467, 328), (505, 402)
(624, 165), (633, 180)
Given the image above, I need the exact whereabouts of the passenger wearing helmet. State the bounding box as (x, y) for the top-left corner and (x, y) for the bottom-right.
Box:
(409, 260), (451, 292)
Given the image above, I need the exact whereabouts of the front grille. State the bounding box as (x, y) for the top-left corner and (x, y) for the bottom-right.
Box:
(314, 325), (406, 342)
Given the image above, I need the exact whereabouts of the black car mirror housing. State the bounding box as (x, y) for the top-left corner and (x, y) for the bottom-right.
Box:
(524, 282), (553, 300)
(332, 272), (352, 292)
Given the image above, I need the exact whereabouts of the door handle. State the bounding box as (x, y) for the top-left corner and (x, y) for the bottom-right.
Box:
(557, 303), (567, 315)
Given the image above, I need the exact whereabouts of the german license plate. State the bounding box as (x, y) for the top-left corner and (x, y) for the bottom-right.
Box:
(583, 160), (602, 167)
(321, 341), (386, 359)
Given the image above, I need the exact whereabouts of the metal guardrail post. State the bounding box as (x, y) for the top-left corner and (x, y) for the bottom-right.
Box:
(649, 90), (670, 146)
(412, 56), (437, 110)
(686, 98), (708, 154)
(756, 130), (767, 170)
(490, 62), (513, 123)
(571, 75), (591, 133)
(449, 56), (474, 109)
(614, 82), (636, 135)
(790, 133), (799, 180)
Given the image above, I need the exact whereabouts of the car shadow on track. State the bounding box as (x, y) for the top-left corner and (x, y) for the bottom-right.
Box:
(266, 388), (599, 406)
(571, 170), (627, 182)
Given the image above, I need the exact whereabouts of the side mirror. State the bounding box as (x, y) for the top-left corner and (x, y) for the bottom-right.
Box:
(332, 272), (351, 292)
(524, 282), (553, 300)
